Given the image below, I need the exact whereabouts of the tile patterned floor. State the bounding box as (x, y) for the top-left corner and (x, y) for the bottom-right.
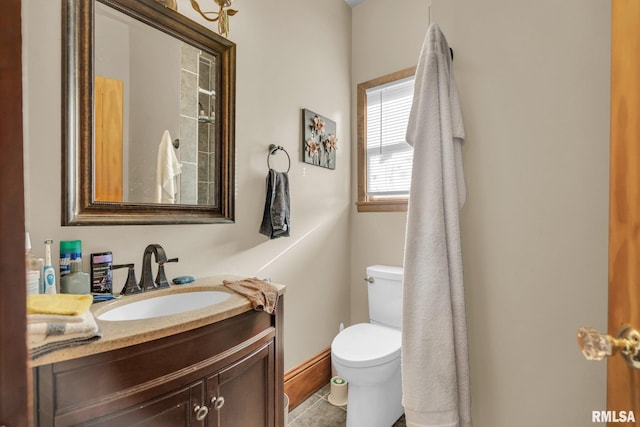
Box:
(287, 383), (406, 427)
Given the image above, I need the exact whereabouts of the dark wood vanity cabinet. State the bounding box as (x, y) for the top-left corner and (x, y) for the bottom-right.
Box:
(34, 303), (284, 427)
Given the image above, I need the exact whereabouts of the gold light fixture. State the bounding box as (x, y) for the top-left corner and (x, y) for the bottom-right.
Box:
(158, 0), (178, 11)
(189, 0), (238, 38)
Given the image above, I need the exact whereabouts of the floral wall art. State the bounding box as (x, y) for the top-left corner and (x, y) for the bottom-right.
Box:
(302, 108), (337, 170)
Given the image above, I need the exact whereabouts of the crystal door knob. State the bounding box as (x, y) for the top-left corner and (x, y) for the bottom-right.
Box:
(577, 325), (640, 369)
(577, 327), (614, 360)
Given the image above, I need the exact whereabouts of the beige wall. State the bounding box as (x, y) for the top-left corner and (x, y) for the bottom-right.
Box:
(22, 0), (352, 372)
(349, 0), (431, 324)
(351, 0), (610, 426)
(23, 0), (611, 422)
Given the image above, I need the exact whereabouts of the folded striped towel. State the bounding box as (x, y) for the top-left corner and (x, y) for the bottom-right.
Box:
(27, 294), (93, 316)
(28, 310), (101, 359)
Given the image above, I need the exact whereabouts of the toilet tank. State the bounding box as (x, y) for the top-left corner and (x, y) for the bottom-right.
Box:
(367, 265), (403, 329)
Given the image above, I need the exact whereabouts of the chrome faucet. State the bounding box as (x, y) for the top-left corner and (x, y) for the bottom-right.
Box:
(114, 244), (179, 295)
(139, 244), (178, 292)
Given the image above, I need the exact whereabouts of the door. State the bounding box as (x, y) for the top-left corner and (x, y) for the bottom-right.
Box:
(84, 381), (205, 427)
(608, 0), (640, 423)
(207, 342), (275, 427)
(0, 0), (29, 426)
(94, 75), (124, 202)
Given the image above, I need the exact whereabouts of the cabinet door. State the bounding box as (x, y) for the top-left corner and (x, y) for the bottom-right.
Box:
(84, 381), (205, 427)
(208, 341), (275, 427)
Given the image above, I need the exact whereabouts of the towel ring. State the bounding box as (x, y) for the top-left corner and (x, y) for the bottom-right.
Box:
(267, 144), (291, 173)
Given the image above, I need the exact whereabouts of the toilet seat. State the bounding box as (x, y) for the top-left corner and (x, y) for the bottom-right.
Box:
(331, 323), (401, 368)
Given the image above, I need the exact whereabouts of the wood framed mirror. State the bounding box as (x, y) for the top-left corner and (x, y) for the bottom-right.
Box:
(62, 0), (235, 225)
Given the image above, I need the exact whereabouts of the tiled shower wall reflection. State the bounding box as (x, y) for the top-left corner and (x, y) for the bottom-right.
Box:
(179, 44), (198, 204)
(197, 53), (216, 206)
(179, 45), (216, 205)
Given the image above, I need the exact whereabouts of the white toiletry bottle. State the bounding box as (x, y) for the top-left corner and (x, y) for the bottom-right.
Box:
(42, 239), (57, 294)
(60, 259), (90, 294)
(25, 232), (44, 295)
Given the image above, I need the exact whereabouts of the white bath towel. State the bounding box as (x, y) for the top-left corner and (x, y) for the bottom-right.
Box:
(154, 130), (182, 204)
(402, 23), (472, 427)
(28, 311), (101, 359)
(27, 313), (85, 324)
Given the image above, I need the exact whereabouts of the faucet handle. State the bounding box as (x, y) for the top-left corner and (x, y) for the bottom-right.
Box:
(113, 263), (142, 295)
(155, 257), (179, 289)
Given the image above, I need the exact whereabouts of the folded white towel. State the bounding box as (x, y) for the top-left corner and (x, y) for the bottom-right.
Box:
(154, 130), (182, 204)
(28, 311), (101, 359)
(27, 313), (85, 324)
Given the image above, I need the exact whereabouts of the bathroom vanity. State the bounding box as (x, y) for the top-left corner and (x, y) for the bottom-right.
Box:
(31, 278), (285, 426)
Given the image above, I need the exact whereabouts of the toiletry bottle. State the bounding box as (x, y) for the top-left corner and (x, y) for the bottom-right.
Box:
(25, 232), (44, 295)
(60, 259), (91, 294)
(42, 239), (57, 294)
(60, 240), (82, 278)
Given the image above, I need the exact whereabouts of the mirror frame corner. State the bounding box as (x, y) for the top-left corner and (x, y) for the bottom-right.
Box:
(62, 0), (236, 226)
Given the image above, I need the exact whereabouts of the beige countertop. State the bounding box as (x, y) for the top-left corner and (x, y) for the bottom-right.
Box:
(29, 275), (285, 368)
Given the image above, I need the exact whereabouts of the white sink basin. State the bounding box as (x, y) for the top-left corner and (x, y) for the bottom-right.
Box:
(96, 291), (231, 321)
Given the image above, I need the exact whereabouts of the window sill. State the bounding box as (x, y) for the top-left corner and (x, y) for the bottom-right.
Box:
(356, 199), (408, 213)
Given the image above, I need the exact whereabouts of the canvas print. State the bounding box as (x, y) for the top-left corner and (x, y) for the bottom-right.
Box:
(302, 109), (337, 170)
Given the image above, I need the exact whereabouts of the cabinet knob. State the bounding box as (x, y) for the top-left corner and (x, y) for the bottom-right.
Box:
(212, 395), (225, 411)
(194, 404), (209, 421)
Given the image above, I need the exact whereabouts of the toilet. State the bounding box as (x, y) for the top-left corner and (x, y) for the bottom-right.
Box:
(331, 265), (404, 427)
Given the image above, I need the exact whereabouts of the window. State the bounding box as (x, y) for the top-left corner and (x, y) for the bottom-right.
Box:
(357, 67), (416, 212)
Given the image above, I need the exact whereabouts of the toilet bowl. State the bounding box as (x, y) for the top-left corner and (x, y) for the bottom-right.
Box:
(331, 265), (404, 426)
(331, 323), (403, 427)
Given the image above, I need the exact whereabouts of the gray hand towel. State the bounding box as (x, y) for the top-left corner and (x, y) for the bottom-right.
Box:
(259, 169), (290, 239)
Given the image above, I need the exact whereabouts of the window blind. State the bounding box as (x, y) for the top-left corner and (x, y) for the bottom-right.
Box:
(365, 75), (415, 197)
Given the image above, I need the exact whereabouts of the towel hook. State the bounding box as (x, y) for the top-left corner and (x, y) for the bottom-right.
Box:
(426, 2), (454, 62)
(267, 144), (291, 173)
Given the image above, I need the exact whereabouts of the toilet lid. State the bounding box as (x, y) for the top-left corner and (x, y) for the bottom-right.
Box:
(331, 323), (401, 368)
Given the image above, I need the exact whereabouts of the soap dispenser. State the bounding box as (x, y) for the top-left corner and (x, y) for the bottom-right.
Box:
(60, 259), (91, 294)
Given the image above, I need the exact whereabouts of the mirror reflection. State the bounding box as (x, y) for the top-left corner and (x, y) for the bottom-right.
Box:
(94, 3), (217, 206)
